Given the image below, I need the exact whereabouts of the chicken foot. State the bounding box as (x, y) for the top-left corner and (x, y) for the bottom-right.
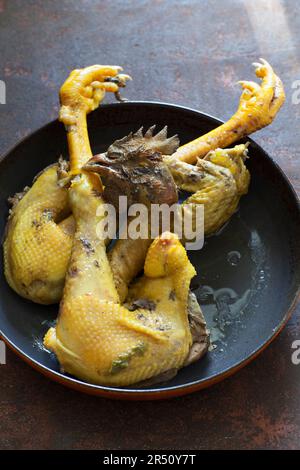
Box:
(172, 59), (285, 163)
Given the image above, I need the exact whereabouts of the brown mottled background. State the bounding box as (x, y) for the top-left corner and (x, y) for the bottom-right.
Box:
(0, 0), (299, 450)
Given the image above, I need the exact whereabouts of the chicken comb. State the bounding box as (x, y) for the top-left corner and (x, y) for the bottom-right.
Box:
(107, 126), (180, 157)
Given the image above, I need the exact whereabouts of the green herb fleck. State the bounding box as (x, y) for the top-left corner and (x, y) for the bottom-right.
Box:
(110, 341), (147, 375)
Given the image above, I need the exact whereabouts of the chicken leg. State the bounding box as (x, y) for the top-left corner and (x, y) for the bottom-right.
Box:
(172, 59), (285, 163)
(3, 65), (131, 304)
(44, 173), (196, 385)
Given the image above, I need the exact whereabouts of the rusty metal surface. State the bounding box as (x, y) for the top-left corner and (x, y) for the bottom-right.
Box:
(0, 0), (299, 450)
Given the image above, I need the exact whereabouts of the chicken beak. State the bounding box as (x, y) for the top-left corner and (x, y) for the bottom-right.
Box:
(83, 154), (118, 179)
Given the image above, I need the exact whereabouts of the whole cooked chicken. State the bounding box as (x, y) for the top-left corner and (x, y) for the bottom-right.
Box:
(3, 59), (285, 305)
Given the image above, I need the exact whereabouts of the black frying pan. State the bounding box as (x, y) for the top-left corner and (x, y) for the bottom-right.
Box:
(0, 102), (299, 399)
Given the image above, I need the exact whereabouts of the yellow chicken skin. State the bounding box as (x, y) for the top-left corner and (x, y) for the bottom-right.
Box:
(3, 59), (284, 304)
(3, 65), (131, 304)
(3, 164), (73, 304)
(44, 173), (195, 386)
(165, 143), (250, 235)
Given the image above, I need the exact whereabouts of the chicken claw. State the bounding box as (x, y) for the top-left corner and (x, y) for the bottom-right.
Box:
(59, 65), (126, 123)
(59, 65), (132, 171)
(173, 58), (285, 164)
